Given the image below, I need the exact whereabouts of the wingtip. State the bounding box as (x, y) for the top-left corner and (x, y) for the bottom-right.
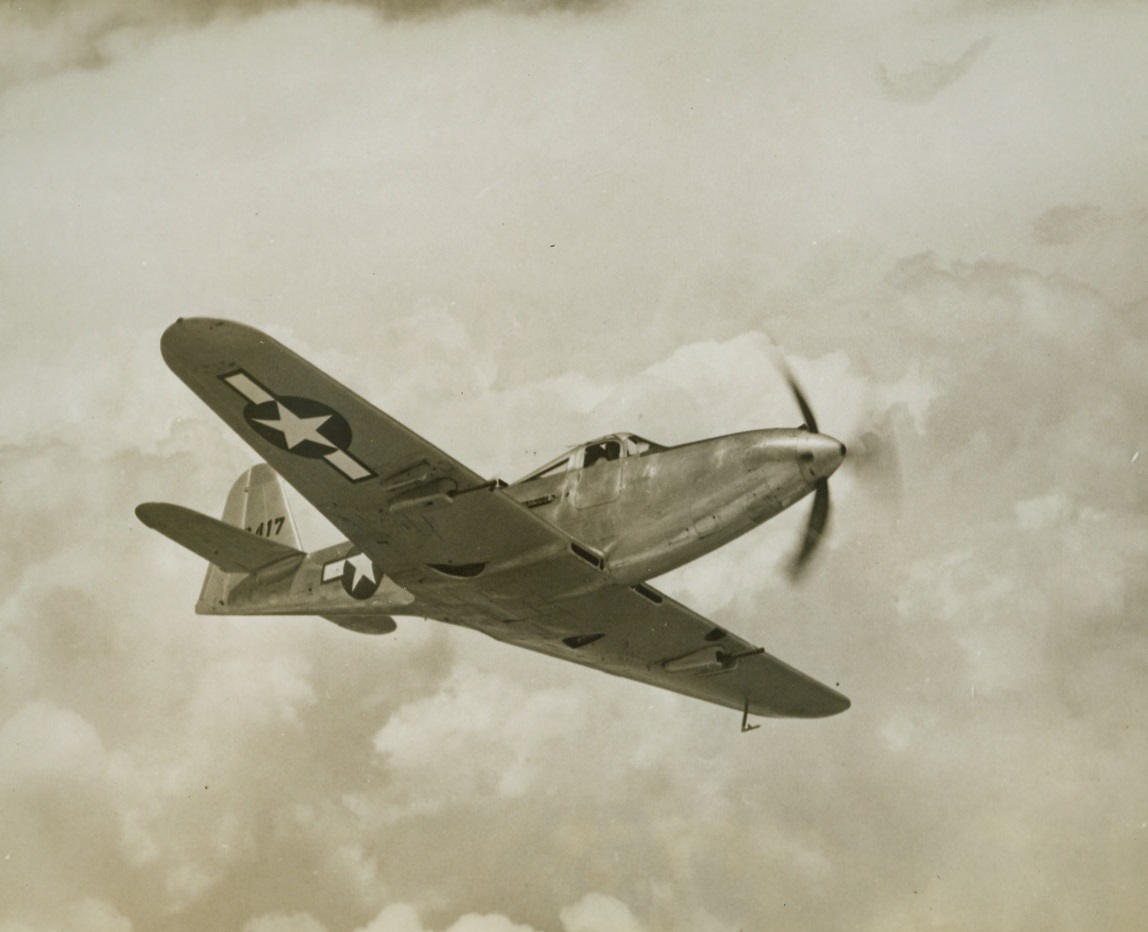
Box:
(789, 686), (851, 719)
(161, 317), (210, 368)
(160, 317), (271, 374)
(809, 684), (851, 717)
(136, 502), (184, 531)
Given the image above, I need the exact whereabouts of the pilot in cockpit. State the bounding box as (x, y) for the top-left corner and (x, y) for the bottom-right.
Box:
(583, 439), (622, 468)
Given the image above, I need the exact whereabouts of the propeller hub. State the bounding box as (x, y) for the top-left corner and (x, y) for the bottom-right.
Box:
(799, 433), (847, 483)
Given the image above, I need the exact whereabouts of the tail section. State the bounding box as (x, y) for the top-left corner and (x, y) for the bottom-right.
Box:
(200, 463), (302, 611)
(136, 464), (304, 612)
(136, 463), (415, 631)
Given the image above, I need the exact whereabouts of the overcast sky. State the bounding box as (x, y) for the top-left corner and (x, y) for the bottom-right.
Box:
(2, 0), (1147, 930)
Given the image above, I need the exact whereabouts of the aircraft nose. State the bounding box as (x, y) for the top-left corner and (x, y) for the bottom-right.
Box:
(801, 433), (846, 482)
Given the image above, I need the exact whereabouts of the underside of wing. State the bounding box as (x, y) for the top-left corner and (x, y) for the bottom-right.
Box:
(480, 582), (850, 719)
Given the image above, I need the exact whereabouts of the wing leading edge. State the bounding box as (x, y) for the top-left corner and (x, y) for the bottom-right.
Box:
(156, 318), (849, 720)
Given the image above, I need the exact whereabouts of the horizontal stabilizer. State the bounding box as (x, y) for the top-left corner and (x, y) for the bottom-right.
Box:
(136, 502), (304, 574)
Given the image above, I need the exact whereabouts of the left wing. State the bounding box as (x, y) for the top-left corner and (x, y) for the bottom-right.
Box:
(160, 317), (604, 620)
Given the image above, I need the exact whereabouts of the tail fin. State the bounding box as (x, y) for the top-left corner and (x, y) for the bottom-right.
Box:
(220, 463), (302, 547)
(199, 464), (302, 610)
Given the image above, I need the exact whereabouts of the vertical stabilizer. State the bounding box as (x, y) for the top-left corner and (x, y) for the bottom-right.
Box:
(197, 464), (301, 611)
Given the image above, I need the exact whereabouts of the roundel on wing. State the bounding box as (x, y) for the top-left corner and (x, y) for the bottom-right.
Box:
(243, 396), (353, 459)
(342, 553), (382, 600)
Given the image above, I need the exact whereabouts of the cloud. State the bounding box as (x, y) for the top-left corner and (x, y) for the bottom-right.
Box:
(441, 915), (541, 932)
(372, 664), (583, 810)
(0, 701), (106, 786)
(355, 904), (425, 932)
(348, 895), (650, 932)
(247, 894), (680, 932)
(1031, 204), (1114, 246)
(0, 899), (133, 932)
(325, 902), (585, 932)
(0, 0), (611, 92)
(244, 913), (329, 932)
(879, 36), (992, 103)
(559, 893), (646, 932)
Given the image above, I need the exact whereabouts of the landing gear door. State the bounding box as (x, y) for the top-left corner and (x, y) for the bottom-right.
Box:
(572, 439), (623, 509)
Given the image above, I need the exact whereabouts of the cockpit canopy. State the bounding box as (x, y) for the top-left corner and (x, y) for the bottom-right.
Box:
(514, 432), (666, 484)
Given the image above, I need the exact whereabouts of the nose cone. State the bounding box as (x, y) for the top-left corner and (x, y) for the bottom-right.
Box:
(801, 433), (846, 482)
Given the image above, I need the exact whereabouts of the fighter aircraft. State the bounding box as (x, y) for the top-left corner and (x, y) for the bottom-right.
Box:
(138, 318), (851, 730)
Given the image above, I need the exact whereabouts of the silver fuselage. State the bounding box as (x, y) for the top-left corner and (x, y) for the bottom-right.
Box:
(505, 428), (844, 584)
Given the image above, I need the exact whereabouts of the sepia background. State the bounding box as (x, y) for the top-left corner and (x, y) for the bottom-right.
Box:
(2, 1), (1146, 930)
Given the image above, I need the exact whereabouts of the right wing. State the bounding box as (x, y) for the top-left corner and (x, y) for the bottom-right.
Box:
(485, 580), (850, 718)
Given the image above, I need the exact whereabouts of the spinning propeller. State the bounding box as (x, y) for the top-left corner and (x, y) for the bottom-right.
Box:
(772, 348), (901, 579)
(774, 355), (839, 579)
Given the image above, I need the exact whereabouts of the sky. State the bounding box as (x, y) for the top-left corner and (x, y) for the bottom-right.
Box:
(1, 0), (1147, 930)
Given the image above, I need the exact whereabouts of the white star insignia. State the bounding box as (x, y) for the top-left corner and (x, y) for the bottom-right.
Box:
(254, 402), (335, 451)
(345, 553), (378, 590)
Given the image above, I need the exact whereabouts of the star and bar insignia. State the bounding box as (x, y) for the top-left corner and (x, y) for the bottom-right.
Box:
(220, 370), (375, 482)
(321, 552), (383, 599)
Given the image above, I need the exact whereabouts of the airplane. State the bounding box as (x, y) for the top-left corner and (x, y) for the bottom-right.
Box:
(137, 318), (851, 731)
